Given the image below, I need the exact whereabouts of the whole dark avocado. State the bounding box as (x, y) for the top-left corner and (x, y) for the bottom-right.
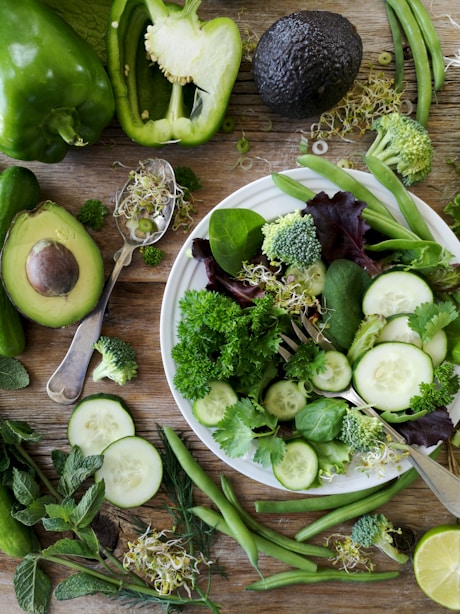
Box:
(252, 11), (363, 119)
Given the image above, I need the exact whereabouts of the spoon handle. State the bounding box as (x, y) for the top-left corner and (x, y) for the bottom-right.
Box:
(46, 244), (135, 405)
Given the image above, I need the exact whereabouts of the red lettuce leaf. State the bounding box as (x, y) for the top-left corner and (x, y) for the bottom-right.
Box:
(302, 191), (384, 275)
(394, 406), (454, 447)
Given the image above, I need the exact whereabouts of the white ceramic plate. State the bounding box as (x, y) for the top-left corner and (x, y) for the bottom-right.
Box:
(160, 168), (460, 494)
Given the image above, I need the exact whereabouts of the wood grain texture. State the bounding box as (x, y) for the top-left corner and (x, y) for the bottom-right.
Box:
(0, 1), (459, 612)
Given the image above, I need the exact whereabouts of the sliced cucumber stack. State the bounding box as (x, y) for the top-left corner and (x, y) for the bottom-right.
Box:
(378, 314), (448, 367)
(192, 381), (238, 426)
(68, 393), (135, 456)
(311, 350), (352, 392)
(353, 341), (434, 412)
(264, 380), (307, 420)
(272, 440), (318, 490)
(95, 436), (163, 508)
(362, 270), (433, 317)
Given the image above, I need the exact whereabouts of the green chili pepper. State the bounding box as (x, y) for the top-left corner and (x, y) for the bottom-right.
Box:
(0, 0), (115, 163)
(108, 0), (242, 147)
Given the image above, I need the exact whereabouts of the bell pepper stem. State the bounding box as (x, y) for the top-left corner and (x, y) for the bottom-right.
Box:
(47, 108), (87, 147)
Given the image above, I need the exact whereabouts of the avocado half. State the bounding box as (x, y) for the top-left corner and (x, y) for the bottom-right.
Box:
(252, 11), (363, 119)
(1, 200), (105, 328)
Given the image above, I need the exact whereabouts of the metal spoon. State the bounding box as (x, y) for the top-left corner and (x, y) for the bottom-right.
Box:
(46, 158), (176, 405)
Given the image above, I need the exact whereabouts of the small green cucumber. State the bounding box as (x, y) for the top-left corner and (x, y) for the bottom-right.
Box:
(0, 166), (41, 356)
(0, 483), (34, 558)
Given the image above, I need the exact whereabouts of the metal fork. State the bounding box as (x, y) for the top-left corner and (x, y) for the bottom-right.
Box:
(279, 314), (460, 518)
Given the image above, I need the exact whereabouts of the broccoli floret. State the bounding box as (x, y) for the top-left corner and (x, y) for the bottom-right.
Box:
(350, 513), (409, 564)
(261, 209), (322, 268)
(366, 111), (433, 185)
(77, 199), (109, 231)
(140, 245), (165, 267)
(338, 407), (386, 452)
(92, 336), (138, 386)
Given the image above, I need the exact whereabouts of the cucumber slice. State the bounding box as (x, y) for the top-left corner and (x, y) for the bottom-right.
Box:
(192, 381), (238, 426)
(378, 314), (448, 367)
(272, 440), (318, 491)
(95, 436), (163, 508)
(264, 380), (307, 420)
(284, 260), (327, 296)
(362, 270), (433, 317)
(311, 350), (352, 392)
(353, 342), (434, 412)
(67, 393), (135, 456)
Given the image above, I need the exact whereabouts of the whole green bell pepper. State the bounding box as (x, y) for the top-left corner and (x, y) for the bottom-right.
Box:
(108, 0), (242, 147)
(0, 0), (115, 163)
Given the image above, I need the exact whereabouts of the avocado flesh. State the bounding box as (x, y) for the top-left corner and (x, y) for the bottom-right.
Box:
(1, 201), (105, 328)
(253, 11), (363, 119)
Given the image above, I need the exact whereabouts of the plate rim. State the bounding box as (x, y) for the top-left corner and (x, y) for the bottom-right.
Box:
(160, 167), (460, 494)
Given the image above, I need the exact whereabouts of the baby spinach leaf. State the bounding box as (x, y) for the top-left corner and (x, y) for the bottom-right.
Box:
(295, 398), (348, 442)
(321, 259), (372, 350)
(209, 207), (265, 276)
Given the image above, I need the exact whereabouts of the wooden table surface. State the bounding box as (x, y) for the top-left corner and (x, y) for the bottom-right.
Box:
(1, 1), (460, 612)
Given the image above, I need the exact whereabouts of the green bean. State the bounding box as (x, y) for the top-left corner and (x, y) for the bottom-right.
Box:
(295, 446), (441, 542)
(220, 475), (333, 558)
(361, 208), (420, 240)
(364, 155), (434, 241)
(246, 567), (399, 590)
(254, 483), (385, 514)
(271, 172), (316, 202)
(190, 505), (317, 572)
(162, 426), (260, 572)
(385, 2), (405, 92)
(386, 0), (433, 126)
(406, 0), (445, 91)
(365, 238), (440, 252)
(297, 154), (398, 221)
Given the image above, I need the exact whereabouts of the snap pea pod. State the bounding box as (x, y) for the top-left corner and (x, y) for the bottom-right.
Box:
(254, 483), (385, 514)
(162, 426), (260, 572)
(364, 155), (434, 241)
(190, 506), (317, 572)
(406, 0), (445, 91)
(297, 154), (399, 221)
(385, 2), (405, 92)
(271, 172), (315, 202)
(386, 0), (433, 126)
(246, 567), (399, 590)
(295, 447), (441, 543)
(220, 475), (333, 558)
(272, 170), (419, 241)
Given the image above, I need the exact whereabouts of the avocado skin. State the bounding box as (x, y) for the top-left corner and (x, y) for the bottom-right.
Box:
(253, 11), (363, 119)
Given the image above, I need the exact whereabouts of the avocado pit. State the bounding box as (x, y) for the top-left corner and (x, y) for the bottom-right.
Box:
(26, 239), (79, 297)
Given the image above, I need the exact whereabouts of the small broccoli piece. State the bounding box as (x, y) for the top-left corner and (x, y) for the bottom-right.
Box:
(77, 199), (109, 231)
(366, 111), (433, 185)
(338, 407), (386, 452)
(261, 209), (322, 268)
(140, 245), (165, 267)
(92, 336), (138, 386)
(350, 513), (409, 564)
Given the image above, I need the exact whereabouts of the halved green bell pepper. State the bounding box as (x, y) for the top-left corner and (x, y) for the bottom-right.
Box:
(0, 0), (115, 163)
(108, 0), (242, 147)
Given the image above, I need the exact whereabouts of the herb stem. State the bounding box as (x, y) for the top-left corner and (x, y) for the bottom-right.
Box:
(39, 553), (215, 607)
(14, 443), (62, 501)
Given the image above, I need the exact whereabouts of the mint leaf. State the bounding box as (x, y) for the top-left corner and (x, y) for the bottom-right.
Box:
(54, 572), (118, 600)
(58, 446), (103, 497)
(408, 301), (458, 343)
(12, 467), (40, 506)
(0, 357), (29, 389)
(43, 538), (99, 560)
(13, 495), (56, 526)
(69, 481), (105, 529)
(1, 420), (41, 445)
(14, 555), (51, 614)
